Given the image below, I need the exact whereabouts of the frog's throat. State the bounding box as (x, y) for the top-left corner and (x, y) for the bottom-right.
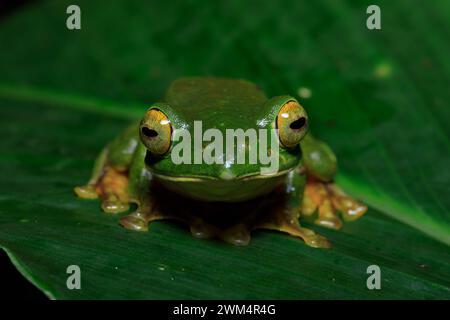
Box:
(149, 168), (294, 182)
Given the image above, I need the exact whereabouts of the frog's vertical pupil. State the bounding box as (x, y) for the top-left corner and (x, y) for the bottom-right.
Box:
(142, 127), (158, 138)
(290, 117), (306, 130)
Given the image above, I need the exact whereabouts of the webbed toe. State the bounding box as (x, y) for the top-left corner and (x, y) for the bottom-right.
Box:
(302, 178), (367, 230)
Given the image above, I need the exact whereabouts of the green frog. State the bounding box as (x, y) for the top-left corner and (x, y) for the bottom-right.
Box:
(75, 77), (366, 248)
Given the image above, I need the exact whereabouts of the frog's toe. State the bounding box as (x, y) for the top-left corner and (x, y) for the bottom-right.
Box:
(220, 224), (251, 246)
(273, 222), (331, 248)
(120, 214), (148, 231)
(303, 179), (342, 230)
(302, 179), (366, 229)
(329, 185), (367, 222)
(315, 216), (342, 230)
(74, 185), (98, 199)
(101, 198), (129, 214)
(300, 192), (317, 216)
(303, 232), (332, 248)
(314, 198), (343, 230)
(189, 218), (218, 239)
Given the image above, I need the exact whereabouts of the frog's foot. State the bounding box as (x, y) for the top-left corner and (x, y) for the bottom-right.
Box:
(256, 206), (331, 248)
(118, 189), (159, 231)
(120, 210), (159, 232)
(91, 166), (130, 214)
(301, 178), (367, 230)
(120, 204), (220, 239)
(74, 184), (98, 199)
(189, 217), (220, 239)
(220, 224), (251, 246)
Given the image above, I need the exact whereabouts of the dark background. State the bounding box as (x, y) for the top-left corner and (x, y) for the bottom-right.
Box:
(0, 0), (46, 300)
(0, 250), (46, 299)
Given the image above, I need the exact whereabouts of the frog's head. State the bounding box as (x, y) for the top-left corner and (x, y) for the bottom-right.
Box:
(139, 89), (308, 201)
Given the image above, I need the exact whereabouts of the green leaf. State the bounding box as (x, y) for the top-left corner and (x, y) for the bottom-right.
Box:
(0, 0), (449, 299)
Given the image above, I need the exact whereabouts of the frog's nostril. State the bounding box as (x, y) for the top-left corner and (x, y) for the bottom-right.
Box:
(142, 127), (158, 138)
(290, 117), (306, 130)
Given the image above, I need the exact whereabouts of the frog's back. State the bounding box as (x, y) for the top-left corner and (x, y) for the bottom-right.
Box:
(164, 77), (268, 128)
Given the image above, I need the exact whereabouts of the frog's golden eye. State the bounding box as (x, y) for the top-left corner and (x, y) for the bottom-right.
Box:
(140, 109), (172, 156)
(276, 100), (308, 148)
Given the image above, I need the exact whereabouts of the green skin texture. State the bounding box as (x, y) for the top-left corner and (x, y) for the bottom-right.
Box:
(103, 77), (337, 205)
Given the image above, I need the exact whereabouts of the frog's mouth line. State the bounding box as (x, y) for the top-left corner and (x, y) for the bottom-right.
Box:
(149, 168), (294, 182)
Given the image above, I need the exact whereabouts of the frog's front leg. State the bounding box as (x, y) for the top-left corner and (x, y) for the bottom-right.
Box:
(118, 143), (167, 231)
(300, 134), (367, 229)
(253, 169), (331, 248)
(118, 189), (162, 232)
(96, 164), (131, 213)
(75, 123), (139, 214)
(74, 147), (131, 213)
(121, 174), (220, 237)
